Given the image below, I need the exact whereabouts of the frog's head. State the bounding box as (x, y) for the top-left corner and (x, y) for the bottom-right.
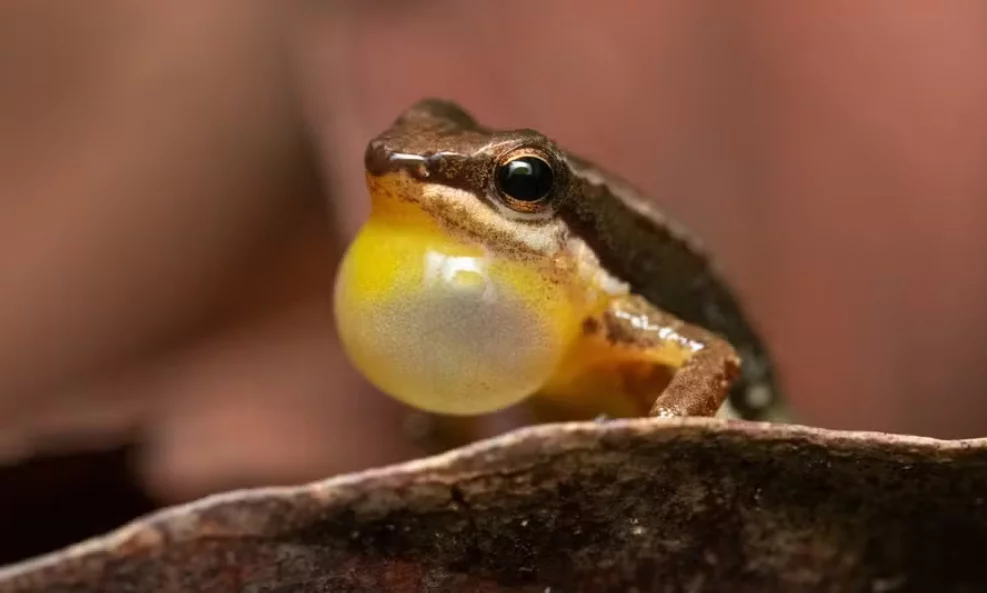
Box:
(334, 99), (616, 416)
(362, 98), (577, 259)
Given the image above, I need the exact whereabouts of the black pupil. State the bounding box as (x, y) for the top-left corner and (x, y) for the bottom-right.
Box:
(496, 156), (554, 202)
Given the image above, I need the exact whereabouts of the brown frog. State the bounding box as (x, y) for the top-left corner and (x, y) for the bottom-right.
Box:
(333, 99), (786, 433)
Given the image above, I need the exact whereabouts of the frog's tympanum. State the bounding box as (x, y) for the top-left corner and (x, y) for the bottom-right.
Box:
(334, 99), (785, 424)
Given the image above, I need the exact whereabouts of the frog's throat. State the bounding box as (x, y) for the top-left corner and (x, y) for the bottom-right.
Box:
(335, 223), (596, 414)
(334, 177), (631, 415)
(365, 171), (566, 259)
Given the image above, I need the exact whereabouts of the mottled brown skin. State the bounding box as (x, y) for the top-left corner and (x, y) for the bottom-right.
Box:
(366, 98), (784, 423)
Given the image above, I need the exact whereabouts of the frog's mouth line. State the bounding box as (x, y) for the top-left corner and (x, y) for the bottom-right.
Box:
(366, 169), (566, 261)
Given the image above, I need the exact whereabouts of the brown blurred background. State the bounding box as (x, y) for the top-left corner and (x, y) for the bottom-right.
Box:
(1, 0), (986, 565)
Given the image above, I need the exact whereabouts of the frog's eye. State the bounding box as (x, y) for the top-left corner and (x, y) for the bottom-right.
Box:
(494, 153), (555, 211)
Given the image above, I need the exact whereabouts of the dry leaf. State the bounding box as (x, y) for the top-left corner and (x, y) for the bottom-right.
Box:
(0, 418), (984, 592)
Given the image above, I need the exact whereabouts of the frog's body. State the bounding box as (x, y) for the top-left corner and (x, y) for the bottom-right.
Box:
(334, 99), (786, 426)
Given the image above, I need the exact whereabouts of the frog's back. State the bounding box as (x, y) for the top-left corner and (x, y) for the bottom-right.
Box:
(560, 153), (786, 421)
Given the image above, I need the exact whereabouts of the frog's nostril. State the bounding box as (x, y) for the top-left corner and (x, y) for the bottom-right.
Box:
(364, 139), (393, 176)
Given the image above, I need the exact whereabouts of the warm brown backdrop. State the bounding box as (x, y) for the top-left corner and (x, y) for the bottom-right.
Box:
(1, 1), (986, 557)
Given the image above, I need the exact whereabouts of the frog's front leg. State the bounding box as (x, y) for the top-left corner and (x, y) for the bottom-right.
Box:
(539, 294), (742, 419)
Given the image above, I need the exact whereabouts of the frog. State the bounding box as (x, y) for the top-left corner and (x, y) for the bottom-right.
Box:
(333, 98), (787, 444)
